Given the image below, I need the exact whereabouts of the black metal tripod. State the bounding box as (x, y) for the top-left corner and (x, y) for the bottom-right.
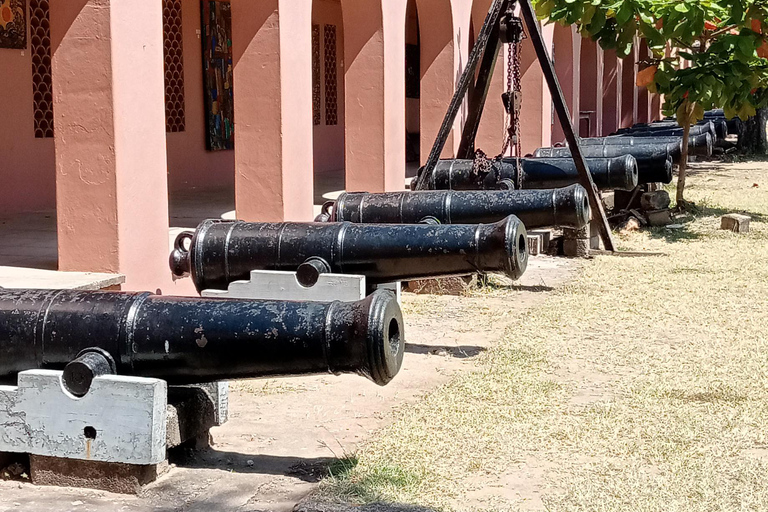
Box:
(411, 0), (615, 252)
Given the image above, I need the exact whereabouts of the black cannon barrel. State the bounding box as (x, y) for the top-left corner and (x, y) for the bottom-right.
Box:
(323, 184), (590, 230)
(616, 120), (717, 139)
(0, 288), (405, 387)
(533, 146), (673, 184)
(412, 156), (638, 191)
(170, 217), (529, 292)
(580, 134), (713, 157)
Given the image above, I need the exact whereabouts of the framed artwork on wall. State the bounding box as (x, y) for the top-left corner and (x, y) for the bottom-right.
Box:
(201, 0), (234, 151)
(0, 0), (27, 49)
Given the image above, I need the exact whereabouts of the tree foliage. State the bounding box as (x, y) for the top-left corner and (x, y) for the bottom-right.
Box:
(533, 0), (768, 125)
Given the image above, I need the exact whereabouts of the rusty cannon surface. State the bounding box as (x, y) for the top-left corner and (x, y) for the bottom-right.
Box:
(0, 288), (405, 393)
(410, 155), (638, 192)
(581, 133), (713, 157)
(317, 184), (590, 230)
(533, 146), (674, 184)
(170, 217), (529, 292)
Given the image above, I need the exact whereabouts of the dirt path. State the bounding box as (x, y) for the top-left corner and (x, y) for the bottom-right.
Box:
(0, 257), (577, 512)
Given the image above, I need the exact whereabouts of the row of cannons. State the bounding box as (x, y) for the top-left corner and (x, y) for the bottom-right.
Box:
(0, 112), (737, 393)
(0, 110), (735, 487)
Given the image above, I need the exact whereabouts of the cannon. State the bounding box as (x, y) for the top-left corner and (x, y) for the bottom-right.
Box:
(0, 288), (405, 392)
(318, 184), (590, 230)
(580, 133), (713, 157)
(615, 120), (718, 139)
(411, 155), (638, 192)
(533, 146), (674, 184)
(170, 217), (529, 292)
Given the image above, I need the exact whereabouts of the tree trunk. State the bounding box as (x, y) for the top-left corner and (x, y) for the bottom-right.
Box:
(676, 122), (691, 206)
(741, 107), (768, 155)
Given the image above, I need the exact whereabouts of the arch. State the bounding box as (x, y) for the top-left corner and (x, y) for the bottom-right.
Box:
(552, 22), (580, 143)
(579, 36), (603, 137)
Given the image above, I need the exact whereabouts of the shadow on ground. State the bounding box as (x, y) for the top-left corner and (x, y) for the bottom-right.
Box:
(297, 500), (440, 512)
(405, 343), (485, 359)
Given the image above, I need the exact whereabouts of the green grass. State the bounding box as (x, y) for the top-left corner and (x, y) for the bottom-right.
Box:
(315, 160), (768, 511)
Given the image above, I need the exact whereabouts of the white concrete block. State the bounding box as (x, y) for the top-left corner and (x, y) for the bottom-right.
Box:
(202, 269), (366, 302)
(0, 370), (167, 465)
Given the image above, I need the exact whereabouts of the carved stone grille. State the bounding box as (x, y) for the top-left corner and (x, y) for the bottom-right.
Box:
(312, 24), (321, 126)
(29, 0), (53, 138)
(163, 0), (185, 133)
(324, 24), (338, 126)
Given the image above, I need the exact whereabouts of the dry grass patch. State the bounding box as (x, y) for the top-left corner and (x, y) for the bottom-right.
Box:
(315, 161), (768, 511)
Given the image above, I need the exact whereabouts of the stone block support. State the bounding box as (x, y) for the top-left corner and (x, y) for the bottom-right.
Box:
(602, 49), (622, 135)
(50, 0), (173, 291)
(342, 0), (408, 192)
(231, 0), (314, 222)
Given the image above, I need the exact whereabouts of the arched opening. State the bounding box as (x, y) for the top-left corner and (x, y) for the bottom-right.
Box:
(0, 0), (57, 269)
(405, 0), (420, 172)
(312, 0), (346, 207)
(552, 23), (579, 144)
(579, 37), (602, 137)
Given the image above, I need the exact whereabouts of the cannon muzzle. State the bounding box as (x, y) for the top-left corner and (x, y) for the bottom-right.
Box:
(171, 217), (529, 292)
(325, 184), (590, 230)
(0, 288), (405, 388)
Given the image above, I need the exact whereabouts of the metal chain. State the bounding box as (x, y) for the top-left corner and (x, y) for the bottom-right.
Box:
(500, 17), (525, 189)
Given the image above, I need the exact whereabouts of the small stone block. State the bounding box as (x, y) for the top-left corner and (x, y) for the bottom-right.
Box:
(721, 214), (751, 233)
(647, 209), (673, 227)
(528, 230), (552, 248)
(406, 275), (476, 295)
(641, 190), (671, 211)
(527, 235), (542, 256)
(29, 455), (168, 495)
(563, 238), (590, 258)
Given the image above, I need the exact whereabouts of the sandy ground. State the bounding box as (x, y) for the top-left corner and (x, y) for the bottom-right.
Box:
(0, 256), (577, 512)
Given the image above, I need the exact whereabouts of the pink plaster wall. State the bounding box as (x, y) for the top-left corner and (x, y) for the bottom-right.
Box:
(0, 41), (56, 216)
(313, 0), (345, 175)
(637, 39), (650, 124)
(620, 43), (637, 127)
(231, 0), (315, 221)
(519, 20), (553, 155)
(552, 23), (580, 145)
(470, 0), (505, 155)
(579, 37), (603, 137)
(166, 0), (234, 192)
(51, 0), (175, 292)
(601, 49), (621, 135)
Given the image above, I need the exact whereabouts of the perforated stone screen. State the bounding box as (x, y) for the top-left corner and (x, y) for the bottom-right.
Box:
(30, 0), (53, 138)
(163, 0), (186, 133)
(324, 24), (338, 126)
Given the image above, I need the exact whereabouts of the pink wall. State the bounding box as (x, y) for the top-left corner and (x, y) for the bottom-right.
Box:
(0, 43), (56, 216)
(165, 0), (234, 192)
(601, 49), (621, 135)
(579, 37), (603, 137)
(552, 23), (580, 145)
(313, 0), (346, 175)
(620, 43), (637, 127)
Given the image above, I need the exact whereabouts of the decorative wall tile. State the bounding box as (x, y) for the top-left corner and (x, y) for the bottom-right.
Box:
(163, 0), (186, 133)
(29, 0), (52, 138)
(324, 24), (338, 126)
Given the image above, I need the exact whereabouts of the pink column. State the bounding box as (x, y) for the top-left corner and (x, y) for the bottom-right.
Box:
(50, 0), (173, 291)
(342, 0), (408, 192)
(620, 43), (638, 128)
(552, 24), (581, 144)
(231, 0), (314, 222)
(650, 93), (662, 122)
(519, 21), (554, 155)
(579, 37), (604, 137)
(416, 0), (456, 162)
(637, 39), (650, 124)
(601, 49), (621, 135)
(471, 0), (506, 155)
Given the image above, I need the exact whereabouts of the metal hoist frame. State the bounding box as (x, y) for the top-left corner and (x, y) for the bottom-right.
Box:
(412, 0), (615, 252)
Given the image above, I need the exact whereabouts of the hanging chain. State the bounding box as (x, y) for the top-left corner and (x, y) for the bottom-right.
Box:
(499, 14), (525, 189)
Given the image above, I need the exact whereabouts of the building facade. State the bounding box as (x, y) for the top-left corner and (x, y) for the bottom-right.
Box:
(0, 0), (662, 292)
